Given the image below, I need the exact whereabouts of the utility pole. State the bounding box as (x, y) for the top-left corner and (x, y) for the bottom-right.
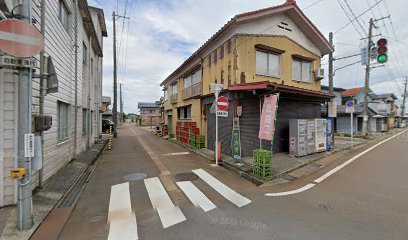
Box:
(112, 11), (118, 137)
(120, 83), (123, 123)
(38, 0), (46, 188)
(112, 12), (129, 137)
(401, 77), (408, 124)
(328, 32), (334, 95)
(17, 0), (33, 230)
(362, 18), (374, 135)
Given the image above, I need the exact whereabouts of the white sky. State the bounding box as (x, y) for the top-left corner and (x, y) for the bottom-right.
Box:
(88, 0), (408, 114)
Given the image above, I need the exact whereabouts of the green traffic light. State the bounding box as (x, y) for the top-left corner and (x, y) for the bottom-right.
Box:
(378, 54), (388, 63)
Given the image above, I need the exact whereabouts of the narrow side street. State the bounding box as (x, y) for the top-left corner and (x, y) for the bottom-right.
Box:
(52, 124), (408, 240)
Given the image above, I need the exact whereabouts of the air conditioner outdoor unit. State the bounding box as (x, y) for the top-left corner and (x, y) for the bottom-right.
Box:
(315, 68), (324, 80)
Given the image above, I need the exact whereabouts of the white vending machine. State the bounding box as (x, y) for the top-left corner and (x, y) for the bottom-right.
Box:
(306, 119), (316, 155)
(315, 118), (327, 152)
(289, 119), (307, 157)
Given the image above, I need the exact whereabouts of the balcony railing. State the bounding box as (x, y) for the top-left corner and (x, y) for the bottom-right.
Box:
(171, 93), (178, 103)
(183, 82), (202, 100)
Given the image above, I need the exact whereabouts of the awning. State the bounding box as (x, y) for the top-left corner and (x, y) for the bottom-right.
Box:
(229, 82), (335, 99)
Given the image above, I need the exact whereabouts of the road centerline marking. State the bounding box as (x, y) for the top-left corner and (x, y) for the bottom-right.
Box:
(192, 169), (251, 208)
(265, 128), (408, 197)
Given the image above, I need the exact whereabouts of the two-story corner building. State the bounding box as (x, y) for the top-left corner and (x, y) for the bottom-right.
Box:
(0, 1), (107, 207)
(138, 102), (161, 126)
(160, 0), (334, 157)
(371, 93), (398, 129)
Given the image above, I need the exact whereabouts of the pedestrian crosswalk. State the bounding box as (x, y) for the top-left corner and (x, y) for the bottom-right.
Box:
(107, 169), (251, 239)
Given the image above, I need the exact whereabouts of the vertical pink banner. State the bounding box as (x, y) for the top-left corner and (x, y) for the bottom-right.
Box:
(258, 95), (278, 141)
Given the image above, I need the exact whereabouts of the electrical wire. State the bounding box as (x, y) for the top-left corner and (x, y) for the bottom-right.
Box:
(335, 0), (365, 37)
(343, 0), (367, 35)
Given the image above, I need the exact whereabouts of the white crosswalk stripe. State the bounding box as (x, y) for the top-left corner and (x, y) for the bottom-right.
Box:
(107, 171), (251, 234)
(192, 169), (252, 208)
(107, 182), (138, 240)
(144, 177), (186, 228)
(176, 181), (217, 212)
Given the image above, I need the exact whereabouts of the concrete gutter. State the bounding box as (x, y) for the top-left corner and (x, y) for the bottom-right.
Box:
(0, 139), (108, 240)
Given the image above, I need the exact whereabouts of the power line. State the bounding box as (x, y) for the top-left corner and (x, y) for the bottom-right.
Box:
(335, 0), (365, 37)
(334, 0), (384, 34)
(343, 0), (367, 35)
(302, 0), (324, 11)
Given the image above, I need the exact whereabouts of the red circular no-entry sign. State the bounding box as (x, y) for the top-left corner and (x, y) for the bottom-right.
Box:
(217, 96), (229, 111)
(0, 19), (44, 58)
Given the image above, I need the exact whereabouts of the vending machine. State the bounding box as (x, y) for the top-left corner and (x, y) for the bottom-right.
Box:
(306, 119), (316, 154)
(289, 119), (307, 157)
(326, 118), (333, 151)
(315, 118), (327, 152)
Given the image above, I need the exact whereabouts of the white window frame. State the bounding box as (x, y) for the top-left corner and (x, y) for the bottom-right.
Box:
(256, 50), (281, 78)
(164, 89), (168, 101)
(183, 69), (202, 89)
(59, 0), (70, 32)
(172, 84), (178, 94)
(58, 101), (70, 140)
(292, 58), (313, 83)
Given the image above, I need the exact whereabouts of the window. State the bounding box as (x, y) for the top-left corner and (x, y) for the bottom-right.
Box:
(172, 84), (178, 94)
(59, 0), (70, 31)
(164, 89), (168, 101)
(256, 50), (280, 78)
(213, 49), (218, 64)
(292, 58), (312, 83)
(208, 54), (211, 67)
(58, 102), (70, 140)
(220, 44), (224, 59)
(184, 69), (202, 89)
(82, 43), (87, 64)
(82, 109), (87, 135)
(177, 106), (192, 119)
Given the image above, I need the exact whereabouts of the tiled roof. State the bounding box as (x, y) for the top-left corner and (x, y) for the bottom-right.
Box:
(160, 0), (333, 86)
(341, 87), (365, 97)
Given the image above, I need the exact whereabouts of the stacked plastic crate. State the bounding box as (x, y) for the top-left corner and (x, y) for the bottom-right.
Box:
(253, 149), (272, 179)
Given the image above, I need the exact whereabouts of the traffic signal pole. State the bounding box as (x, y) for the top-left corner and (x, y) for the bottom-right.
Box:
(401, 77), (408, 123)
(17, 0), (34, 230)
(362, 18), (373, 136)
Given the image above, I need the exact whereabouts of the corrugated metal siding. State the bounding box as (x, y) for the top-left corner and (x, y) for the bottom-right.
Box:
(239, 93), (261, 157)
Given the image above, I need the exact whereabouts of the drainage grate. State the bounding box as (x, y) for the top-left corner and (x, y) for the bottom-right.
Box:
(175, 172), (198, 181)
(124, 173), (147, 181)
(281, 174), (297, 181)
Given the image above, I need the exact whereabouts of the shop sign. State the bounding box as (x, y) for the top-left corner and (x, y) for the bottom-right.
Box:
(231, 117), (241, 161)
(258, 95), (279, 141)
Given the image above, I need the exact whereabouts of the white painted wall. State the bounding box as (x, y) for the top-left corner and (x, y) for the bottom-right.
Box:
(0, 0), (105, 207)
(237, 13), (322, 56)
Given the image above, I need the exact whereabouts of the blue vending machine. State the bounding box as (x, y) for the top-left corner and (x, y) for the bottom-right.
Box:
(326, 118), (333, 151)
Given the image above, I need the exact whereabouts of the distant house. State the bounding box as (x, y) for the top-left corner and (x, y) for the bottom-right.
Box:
(370, 93), (398, 129)
(138, 102), (161, 126)
(102, 96), (112, 121)
(321, 85), (346, 106)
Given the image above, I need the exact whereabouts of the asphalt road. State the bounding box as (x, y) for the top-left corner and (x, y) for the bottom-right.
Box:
(57, 124), (408, 240)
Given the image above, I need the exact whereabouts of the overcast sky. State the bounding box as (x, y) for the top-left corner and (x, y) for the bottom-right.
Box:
(88, 0), (408, 114)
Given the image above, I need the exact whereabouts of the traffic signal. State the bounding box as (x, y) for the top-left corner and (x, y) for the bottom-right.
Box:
(376, 38), (388, 63)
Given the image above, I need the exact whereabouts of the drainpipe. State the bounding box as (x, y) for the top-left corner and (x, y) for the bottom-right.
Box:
(73, 0), (79, 157)
(87, 36), (92, 149)
(38, 0), (46, 188)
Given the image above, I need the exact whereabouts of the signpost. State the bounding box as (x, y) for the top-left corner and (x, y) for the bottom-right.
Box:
(0, 5), (44, 230)
(0, 19), (44, 58)
(231, 118), (241, 161)
(346, 100), (355, 149)
(210, 83), (224, 165)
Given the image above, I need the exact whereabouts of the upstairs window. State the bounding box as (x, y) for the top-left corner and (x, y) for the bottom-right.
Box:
(256, 50), (280, 78)
(164, 89), (168, 101)
(58, 101), (70, 140)
(184, 69), (202, 89)
(172, 83), (178, 94)
(213, 49), (218, 64)
(292, 58), (312, 83)
(59, 0), (70, 31)
(220, 44), (224, 59)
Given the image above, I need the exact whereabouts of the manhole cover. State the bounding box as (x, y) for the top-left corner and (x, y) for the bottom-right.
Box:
(175, 172), (198, 181)
(124, 173), (147, 181)
(319, 204), (332, 211)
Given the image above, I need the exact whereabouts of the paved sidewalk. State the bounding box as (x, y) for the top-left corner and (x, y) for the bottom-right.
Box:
(0, 138), (107, 240)
(164, 127), (407, 185)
